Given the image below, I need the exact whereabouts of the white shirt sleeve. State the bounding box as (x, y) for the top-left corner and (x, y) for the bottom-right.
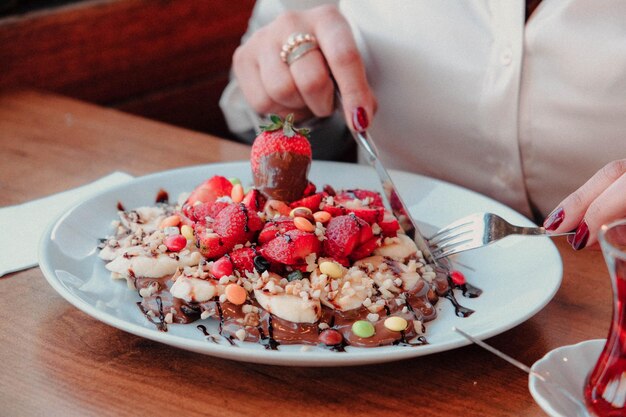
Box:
(219, 0), (339, 138)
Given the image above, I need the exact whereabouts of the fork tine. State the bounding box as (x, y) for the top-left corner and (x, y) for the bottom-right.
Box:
(429, 218), (475, 241)
(429, 227), (473, 247)
(433, 240), (481, 259)
(431, 237), (476, 257)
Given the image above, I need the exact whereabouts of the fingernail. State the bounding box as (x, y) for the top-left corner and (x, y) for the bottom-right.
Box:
(571, 220), (589, 250)
(352, 107), (369, 132)
(543, 207), (565, 231)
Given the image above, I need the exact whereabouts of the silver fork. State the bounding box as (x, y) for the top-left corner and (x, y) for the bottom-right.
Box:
(429, 212), (574, 259)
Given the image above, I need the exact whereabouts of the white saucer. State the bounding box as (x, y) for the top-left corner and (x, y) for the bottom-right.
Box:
(529, 339), (605, 417)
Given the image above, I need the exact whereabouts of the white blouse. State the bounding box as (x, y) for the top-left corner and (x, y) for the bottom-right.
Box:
(220, 0), (626, 218)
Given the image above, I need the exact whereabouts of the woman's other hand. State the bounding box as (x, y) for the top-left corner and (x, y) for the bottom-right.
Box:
(232, 4), (376, 127)
(543, 160), (626, 250)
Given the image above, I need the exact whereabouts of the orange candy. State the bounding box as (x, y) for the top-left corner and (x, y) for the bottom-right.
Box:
(225, 284), (247, 305)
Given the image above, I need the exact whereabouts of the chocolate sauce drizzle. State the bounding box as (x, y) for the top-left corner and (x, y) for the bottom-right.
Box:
(134, 271), (483, 351)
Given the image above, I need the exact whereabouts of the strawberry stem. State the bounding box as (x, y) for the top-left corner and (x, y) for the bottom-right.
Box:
(259, 114), (310, 139)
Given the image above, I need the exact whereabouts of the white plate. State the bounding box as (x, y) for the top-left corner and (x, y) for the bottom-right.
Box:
(39, 161), (562, 366)
(529, 339), (604, 417)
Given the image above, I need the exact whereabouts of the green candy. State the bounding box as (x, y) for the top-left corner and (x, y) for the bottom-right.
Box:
(352, 320), (375, 338)
(228, 177), (241, 186)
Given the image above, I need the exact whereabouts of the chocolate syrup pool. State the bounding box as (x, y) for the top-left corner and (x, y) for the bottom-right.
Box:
(134, 271), (481, 350)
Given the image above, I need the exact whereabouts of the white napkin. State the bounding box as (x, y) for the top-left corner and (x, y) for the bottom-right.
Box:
(0, 172), (134, 277)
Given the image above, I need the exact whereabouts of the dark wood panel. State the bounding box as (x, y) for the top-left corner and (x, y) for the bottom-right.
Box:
(0, 0), (254, 134)
(115, 74), (234, 139)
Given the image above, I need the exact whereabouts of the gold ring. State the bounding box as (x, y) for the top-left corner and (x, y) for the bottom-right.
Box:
(280, 32), (319, 66)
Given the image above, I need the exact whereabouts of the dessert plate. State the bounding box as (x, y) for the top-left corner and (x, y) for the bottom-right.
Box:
(529, 339), (604, 417)
(39, 161), (562, 366)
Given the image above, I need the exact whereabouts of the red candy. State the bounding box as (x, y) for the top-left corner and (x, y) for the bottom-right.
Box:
(319, 329), (343, 346)
(450, 270), (466, 286)
(164, 234), (187, 252)
(212, 256), (234, 278)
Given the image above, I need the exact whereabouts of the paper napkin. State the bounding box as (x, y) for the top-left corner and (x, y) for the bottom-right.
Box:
(0, 172), (134, 277)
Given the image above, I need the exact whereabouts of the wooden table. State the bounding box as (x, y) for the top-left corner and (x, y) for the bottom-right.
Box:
(0, 90), (611, 416)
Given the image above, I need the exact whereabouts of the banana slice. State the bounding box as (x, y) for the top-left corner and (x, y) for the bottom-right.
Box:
(253, 274), (321, 323)
(170, 276), (221, 303)
(254, 289), (321, 323)
(373, 234), (419, 261)
(105, 250), (202, 279)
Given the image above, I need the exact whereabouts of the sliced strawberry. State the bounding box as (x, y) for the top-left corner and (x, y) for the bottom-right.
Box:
(322, 193), (384, 224)
(258, 216), (297, 244)
(302, 181), (317, 197)
(213, 203), (263, 245)
(379, 212), (400, 237)
(211, 256), (234, 278)
(322, 204), (347, 218)
(261, 229), (321, 265)
(229, 247), (257, 274)
(190, 200), (229, 225)
(195, 225), (230, 259)
(178, 204), (195, 227)
(339, 189), (384, 207)
(289, 192), (326, 211)
(347, 207), (385, 224)
(242, 188), (266, 212)
(358, 222), (374, 244)
(186, 176), (233, 206)
(323, 214), (368, 259)
(349, 237), (381, 261)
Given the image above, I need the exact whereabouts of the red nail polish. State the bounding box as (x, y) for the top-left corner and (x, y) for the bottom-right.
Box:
(572, 220), (589, 250)
(543, 207), (565, 231)
(352, 107), (369, 132)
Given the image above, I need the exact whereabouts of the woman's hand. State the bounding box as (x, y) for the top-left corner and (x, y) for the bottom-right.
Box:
(543, 160), (626, 250)
(232, 4), (377, 127)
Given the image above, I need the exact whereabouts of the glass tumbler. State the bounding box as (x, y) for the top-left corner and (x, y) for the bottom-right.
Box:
(584, 219), (626, 416)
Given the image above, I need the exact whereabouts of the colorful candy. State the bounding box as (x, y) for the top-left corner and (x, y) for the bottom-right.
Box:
(352, 320), (375, 338)
(180, 224), (194, 240)
(450, 270), (466, 286)
(225, 283), (247, 305)
(164, 234), (186, 252)
(384, 316), (408, 332)
(319, 329), (343, 345)
(212, 257), (233, 278)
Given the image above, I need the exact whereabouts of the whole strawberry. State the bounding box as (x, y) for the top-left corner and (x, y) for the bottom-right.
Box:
(251, 114), (312, 202)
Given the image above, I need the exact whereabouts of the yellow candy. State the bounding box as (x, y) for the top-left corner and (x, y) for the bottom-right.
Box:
(384, 316), (408, 332)
(319, 261), (343, 279)
(180, 224), (194, 240)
